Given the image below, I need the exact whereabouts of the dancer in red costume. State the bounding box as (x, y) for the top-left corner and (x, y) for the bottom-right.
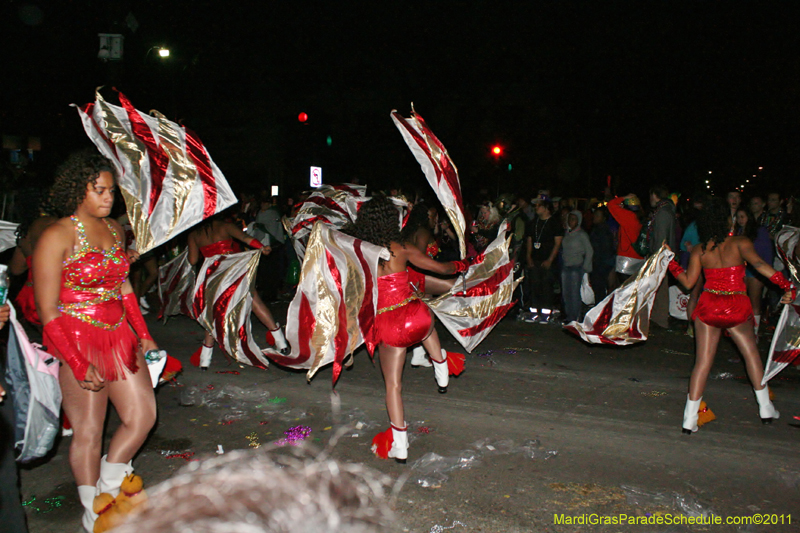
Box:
(10, 209), (57, 326)
(401, 202), (455, 367)
(187, 215), (289, 369)
(344, 196), (466, 463)
(33, 152), (158, 532)
(668, 201), (795, 434)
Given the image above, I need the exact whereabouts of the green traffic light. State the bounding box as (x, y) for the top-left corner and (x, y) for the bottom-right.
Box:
(326, 135), (332, 147)
(507, 163), (512, 171)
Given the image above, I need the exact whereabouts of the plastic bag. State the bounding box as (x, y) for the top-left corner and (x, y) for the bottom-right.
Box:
(580, 273), (595, 305)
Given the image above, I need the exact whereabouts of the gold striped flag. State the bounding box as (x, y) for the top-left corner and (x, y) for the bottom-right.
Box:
(267, 222), (389, 382)
(73, 90), (237, 254)
(391, 107), (467, 259)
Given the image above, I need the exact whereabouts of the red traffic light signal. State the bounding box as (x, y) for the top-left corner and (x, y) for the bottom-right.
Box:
(298, 112), (309, 123)
(491, 145), (503, 157)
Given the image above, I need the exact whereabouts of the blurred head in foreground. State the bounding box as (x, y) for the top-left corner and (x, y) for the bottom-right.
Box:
(113, 447), (394, 533)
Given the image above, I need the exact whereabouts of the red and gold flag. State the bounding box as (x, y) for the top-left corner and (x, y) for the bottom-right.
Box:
(267, 222), (389, 383)
(391, 107), (467, 259)
(426, 224), (521, 352)
(564, 245), (673, 345)
(193, 250), (268, 368)
(74, 90), (237, 254)
(762, 226), (800, 384)
(157, 250), (196, 321)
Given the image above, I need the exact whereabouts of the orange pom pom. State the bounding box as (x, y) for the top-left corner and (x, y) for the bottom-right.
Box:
(444, 351), (465, 376)
(190, 345), (203, 367)
(93, 493), (114, 515)
(93, 493), (119, 533)
(371, 427), (393, 459)
(697, 401), (716, 428)
(120, 473), (148, 507)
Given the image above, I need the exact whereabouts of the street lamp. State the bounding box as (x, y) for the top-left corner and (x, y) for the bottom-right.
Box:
(145, 46), (170, 61)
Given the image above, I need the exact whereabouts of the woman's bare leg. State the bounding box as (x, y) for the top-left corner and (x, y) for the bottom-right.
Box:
(59, 365), (109, 486)
(379, 344), (407, 427)
(203, 331), (214, 346)
(421, 327), (445, 363)
(251, 290), (279, 330)
(746, 278), (764, 318)
(689, 319), (722, 400)
(726, 320), (766, 391)
(106, 351), (157, 463)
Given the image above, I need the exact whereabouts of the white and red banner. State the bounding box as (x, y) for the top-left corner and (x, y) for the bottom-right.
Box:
(288, 184), (368, 260)
(564, 245), (673, 345)
(267, 222), (389, 383)
(193, 250), (268, 368)
(427, 223), (521, 352)
(391, 107), (467, 259)
(73, 90), (237, 254)
(762, 226), (800, 384)
(157, 249), (196, 321)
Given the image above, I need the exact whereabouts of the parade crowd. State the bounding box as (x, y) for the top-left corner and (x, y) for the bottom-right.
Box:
(1, 155), (799, 532)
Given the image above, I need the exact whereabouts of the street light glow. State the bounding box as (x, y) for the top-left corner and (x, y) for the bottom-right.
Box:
(158, 48), (170, 57)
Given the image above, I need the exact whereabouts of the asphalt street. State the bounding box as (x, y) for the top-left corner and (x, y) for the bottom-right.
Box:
(19, 304), (800, 533)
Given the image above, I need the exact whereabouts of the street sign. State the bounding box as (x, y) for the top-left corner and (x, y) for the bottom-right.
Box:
(310, 166), (322, 188)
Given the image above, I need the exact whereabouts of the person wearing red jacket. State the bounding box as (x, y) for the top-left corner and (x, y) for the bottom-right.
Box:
(607, 194), (644, 283)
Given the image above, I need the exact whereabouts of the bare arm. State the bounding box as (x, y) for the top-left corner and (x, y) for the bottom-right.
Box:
(406, 244), (458, 276)
(188, 232), (200, 266)
(33, 222), (72, 325)
(225, 222), (271, 254)
(9, 245), (27, 276)
(673, 246), (704, 290)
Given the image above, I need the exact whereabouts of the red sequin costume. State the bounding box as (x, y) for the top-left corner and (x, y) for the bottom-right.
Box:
(692, 265), (753, 329)
(15, 256), (40, 325)
(199, 239), (241, 258)
(375, 271), (432, 347)
(44, 216), (139, 381)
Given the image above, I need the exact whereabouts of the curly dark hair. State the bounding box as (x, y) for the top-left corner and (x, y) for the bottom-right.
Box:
(697, 198), (732, 251)
(49, 150), (117, 218)
(342, 195), (402, 259)
(400, 202), (433, 243)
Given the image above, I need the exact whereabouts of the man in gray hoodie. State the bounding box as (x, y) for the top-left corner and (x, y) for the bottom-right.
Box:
(561, 210), (593, 323)
(647, 185), (678, 329)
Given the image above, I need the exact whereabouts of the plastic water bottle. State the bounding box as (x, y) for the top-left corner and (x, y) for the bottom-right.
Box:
(0, 264), (8, 305)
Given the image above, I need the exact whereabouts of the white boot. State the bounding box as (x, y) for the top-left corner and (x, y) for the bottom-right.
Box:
(97, 455), (132, 497)
(753, 315), (761, 338)
(387, 423), (408, 464)
(77, 485), (98, 533)
(682, 395), (701, 434)
(199, 344), (213, 370)
(410, 345), (432, 367)
(271, 324), (290, 355)
(754, 386), (779, 423)
(432, 349), (449, 394)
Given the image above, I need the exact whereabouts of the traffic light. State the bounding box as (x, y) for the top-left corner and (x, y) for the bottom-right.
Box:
(298, 112), (309, 123)
(491, 145), (503, 157)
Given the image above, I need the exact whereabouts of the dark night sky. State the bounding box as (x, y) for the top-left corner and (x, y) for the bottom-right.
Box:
(3, 1), (800, 199)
